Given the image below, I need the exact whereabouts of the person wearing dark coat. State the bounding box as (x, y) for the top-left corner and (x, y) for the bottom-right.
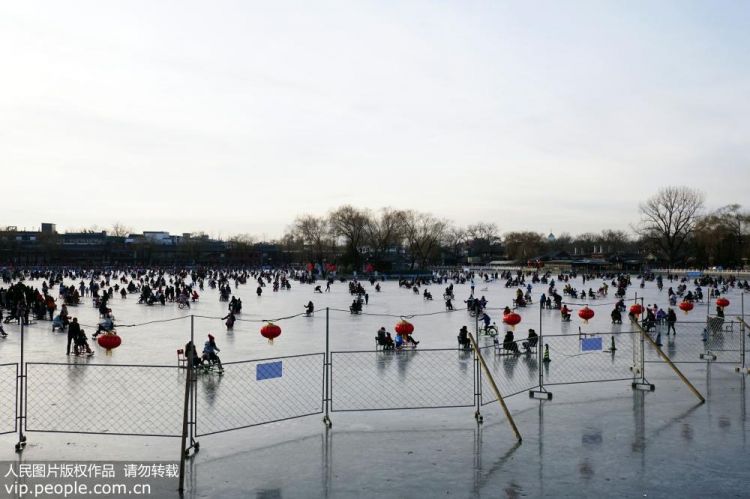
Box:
(66, 317), (81, 355)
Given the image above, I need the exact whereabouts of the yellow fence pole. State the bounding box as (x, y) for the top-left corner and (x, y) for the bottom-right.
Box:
(469, 333), (523, 442)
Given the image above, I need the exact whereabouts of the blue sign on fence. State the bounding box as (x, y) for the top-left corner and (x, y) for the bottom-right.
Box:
(581, 337), (603, 352)
(256, 361), (283, 381)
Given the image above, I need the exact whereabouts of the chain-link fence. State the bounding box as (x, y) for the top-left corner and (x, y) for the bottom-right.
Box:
(643, 320), (744, 364)
(478, 346), (537, 402)
(0, 363), (17, 435)
(541, 332), (638, 386)
(25, 363), (184, 437)
(8, 309), (744, 450)
(195, 353), (324, 436)
(330, 348), (475, 411)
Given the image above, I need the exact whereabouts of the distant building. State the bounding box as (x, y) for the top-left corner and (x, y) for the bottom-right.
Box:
(142, 231), (174, 245)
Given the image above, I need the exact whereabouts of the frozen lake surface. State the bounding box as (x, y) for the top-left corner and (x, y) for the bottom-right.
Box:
(0, 272), (748, 498)
(1, 273), (744, 364)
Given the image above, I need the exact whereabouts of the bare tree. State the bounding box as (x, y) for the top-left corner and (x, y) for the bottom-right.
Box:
(502, 231), (545, 261)
(466, 222), (499, 242)
(110, 222), (133, 237)
(693, 204), (750, 266)
(68, 224), (101, 234)
(365, 208), (407, 263)
(571, 232), (599, 255)
(599, 229), (632, 254)
(715, 204), (750, 244)
(328, 205), (372, 268)
(229, 233), (257, 244)
(403, 211), (448, 269)
(635, 186), (705, 266)
(546, 232), (572, 253)
(292, 215), (330, 264)
(466, 222), (500, 261)
(442, 226), (468, 264)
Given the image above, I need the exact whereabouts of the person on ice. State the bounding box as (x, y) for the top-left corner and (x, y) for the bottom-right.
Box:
(667, 308), (677, 334)
(222, 311), (236, 330)
(202, 334), (223, 372)
(611, 307), (622, 324)
(560, 305), (571, 321)
(482, 313), (495, 335)
(458, 325), (470, 349)
(74, 328), (94, 356)
(185, 340), (202, 368)
(502, 330), (520, 354)
(523, 329), (538, 353)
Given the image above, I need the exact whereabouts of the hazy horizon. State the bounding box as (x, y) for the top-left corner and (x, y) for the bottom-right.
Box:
(2, 1), (748, 239)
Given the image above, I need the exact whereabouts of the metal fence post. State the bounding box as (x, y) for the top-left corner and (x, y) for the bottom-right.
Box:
(539, 304), (543, 390)
(529, 301), (551, 399)
(178, 342), (192, 493)
(15, 310), (27, 452)
(189, 315), (195, 445)
(737, 293), (747, 373)
(474, 346), (482, 423)
(323, 308), (332, 428)
(640, 297), (646, 385)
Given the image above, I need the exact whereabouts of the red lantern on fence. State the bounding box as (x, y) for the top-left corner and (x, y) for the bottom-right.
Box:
(97, 332), (121, 355)
(395, 320), (414, 335)
(678, 301), (694, 314)
(502, 312), (521, 330)
(578, 306), (595, 324)
(716, 297), (730, 309)
(629, 304), (643, 316)
(260, 322), (282, 344)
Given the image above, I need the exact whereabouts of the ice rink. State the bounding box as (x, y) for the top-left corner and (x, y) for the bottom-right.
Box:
(0, 271), (748, 498)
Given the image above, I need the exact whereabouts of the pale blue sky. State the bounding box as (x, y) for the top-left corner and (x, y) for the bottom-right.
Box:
(1, 1), (748, 239)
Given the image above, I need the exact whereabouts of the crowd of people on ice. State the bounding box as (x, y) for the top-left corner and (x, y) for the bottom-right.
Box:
(0, 266), (746, 365)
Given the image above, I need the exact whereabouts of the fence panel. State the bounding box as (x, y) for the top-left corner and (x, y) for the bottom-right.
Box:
(644, 320), (742, 364)
(331, 349), (474, 411)
(25, 363), (183, 437)
(478, 346), (537, 405)
(541, 332), (637, 386)
(0, 363), (17, 435)
(195, 353), (324, 436)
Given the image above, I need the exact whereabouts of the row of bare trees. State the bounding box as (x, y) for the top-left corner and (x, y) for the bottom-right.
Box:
(278, 206), (649, 269)
(276, 187), (749, 269)
(38, 187), (749, 269)
(282, 207), (453, 270)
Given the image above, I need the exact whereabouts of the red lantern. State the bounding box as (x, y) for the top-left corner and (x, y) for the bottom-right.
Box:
(678, 301), (694, 314)
(716, 297), (730, 309)
(629, 304), (643, 316)
(578, 306), (595, 323)
(395, 320), (414, 335)
(502, 312), (521, 330)
(260, 322), (282, 344)
(96, 332), (121, 355)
